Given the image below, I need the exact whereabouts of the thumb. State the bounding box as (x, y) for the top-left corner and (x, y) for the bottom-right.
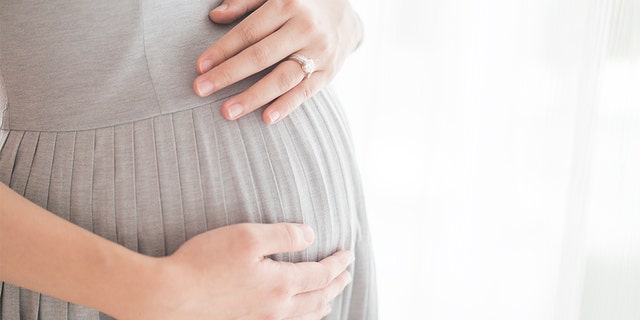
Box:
(209, 0), (267, 24)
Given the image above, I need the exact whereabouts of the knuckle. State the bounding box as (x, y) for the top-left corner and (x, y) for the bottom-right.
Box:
(250, 45), (271, 68)
(315, 33), (333, 55)
(242, 91), (261, 106)
(235, 225), (261, 254)
(239, 24), (259, 44)
(280, 223), (298, 250)
(216, 69), (235, 86)
(281, 0), (302, 12)
(210, 45), (229, 62)
(272, 282), (293, 298)
(283, 102), (294, 116)
(318, 269), (333, 288)
(238, 1), (252, 15)
(279, 96), (302, 117)
(277, 71), (297, 92)
(298, 17), (316, 35)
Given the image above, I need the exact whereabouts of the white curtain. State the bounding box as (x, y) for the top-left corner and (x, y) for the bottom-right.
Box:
(334, 0), (640, 319)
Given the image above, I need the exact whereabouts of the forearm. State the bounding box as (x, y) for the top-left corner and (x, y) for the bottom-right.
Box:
(0, 183), (159, 319)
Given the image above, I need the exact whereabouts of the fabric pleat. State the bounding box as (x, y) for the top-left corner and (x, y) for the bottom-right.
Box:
(171, 111), (207, 240)
(153, 115), (186, 254)
(9, 131), (38, 194)
(93, 127), (117, 242)
(0, 131), (23, 185)
(70, 130), (96, 232)
(114, 123), (138, 252)
(133, 118), (166, 257)
(0, 88), (376, 319)
(192, 106), (227, 229)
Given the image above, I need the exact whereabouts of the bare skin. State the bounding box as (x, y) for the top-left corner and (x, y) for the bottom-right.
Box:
(0, 183), (354, 319)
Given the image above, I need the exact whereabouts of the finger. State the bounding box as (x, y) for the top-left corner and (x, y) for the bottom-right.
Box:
(194, 22), (304, 97)
(209, 0), (267, 25)
(288, 270), (352, 319)
(262, 71), (325, 124)
(291, 250), (354, 293)
(198, 0), (290, 73)
(220, 60), (304, 120)
(225, 223), (315, 258)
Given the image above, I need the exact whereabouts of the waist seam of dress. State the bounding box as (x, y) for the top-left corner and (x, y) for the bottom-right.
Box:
(1, 90), (240, 134)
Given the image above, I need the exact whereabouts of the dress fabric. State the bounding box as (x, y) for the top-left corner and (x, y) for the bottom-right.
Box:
(0, 0), (377, 319)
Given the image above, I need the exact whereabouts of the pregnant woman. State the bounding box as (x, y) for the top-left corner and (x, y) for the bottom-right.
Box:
(0, 0), (377, 319)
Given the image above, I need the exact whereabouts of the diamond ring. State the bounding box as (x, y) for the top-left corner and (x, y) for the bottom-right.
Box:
(288, 53), (316, 79)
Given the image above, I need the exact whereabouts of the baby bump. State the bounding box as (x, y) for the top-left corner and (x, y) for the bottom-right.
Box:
(0, 88), (361, 263)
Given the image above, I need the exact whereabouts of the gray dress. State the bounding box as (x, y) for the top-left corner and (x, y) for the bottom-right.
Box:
(0, 0), (377, 319)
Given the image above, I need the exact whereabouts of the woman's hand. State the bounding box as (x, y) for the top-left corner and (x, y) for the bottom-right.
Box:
(143, 223), (354, 320)
(193, 0), (363, 124)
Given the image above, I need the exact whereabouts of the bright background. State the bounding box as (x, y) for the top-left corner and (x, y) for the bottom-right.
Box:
(333, 0), (640, 319)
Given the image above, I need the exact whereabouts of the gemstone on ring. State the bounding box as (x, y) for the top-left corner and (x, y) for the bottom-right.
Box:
(288, 53), (316, 79)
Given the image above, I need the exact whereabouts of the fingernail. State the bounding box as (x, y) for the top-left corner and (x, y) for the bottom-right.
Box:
(348, 251), (355, 263)
(323, 306), (333, 316)
(299, 225), (314, 244)
(345, 271), (353, 283)
(227, 103), (243, 119)
(212, 3), (228, 12)
(268, 110), (280, 123)
(199, 59), (214, 73)
(197, 80), (214, 96)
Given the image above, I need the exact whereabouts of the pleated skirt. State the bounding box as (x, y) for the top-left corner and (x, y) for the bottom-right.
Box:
(0, 89), (377, 319)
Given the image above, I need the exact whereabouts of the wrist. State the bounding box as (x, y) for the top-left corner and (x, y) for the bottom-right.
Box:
(92, 250), (165, 319)
(0, 184), (170, 319)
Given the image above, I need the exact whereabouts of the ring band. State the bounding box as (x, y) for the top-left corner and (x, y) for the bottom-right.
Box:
(288, 53), (316, 79)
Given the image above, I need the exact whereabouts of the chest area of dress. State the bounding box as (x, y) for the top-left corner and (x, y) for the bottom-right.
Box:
(0, 0), (259, 132)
